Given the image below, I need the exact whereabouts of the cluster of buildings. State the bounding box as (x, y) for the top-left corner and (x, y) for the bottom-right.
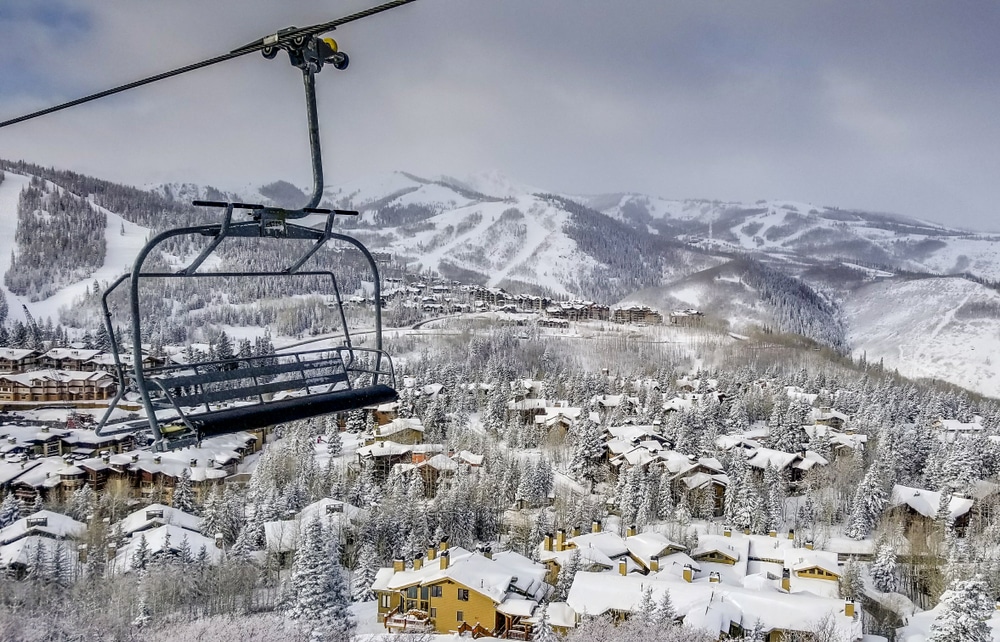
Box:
(371, 521), (863, 641)
(0, 347), (163, 405)
(0, 429), (261, 505)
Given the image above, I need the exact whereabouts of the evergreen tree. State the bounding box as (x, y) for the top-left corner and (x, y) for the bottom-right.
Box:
(173, 468), (197, 515)
(67, 485), (95, 521)
(927, 575), (993, 642)
(870, 541), (897, 593)
(570, 418), (608, 492)
(352, 535), (380, 602)
(845, 461), (888, 540)
(131, 534), (150, 572)
(0, 493), (22, 527)
(654, 587), (677, 625)
(839, 557), (864, 601)
(553, 549), (581, 602)
(533, 603), (559, 642)
(285, 516), (356, 639)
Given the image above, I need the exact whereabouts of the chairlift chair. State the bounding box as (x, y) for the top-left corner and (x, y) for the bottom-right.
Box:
(89, 16), (404, 451)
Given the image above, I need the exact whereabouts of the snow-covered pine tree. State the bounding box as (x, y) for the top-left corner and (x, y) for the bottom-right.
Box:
(844, 461), (888, 540)
(870, 541), (897, 593)
(285, 515), (356, 639)
(838, 557), (864, 601)
(0, 492), (22, 527)
(570, 418), (608, 492)
(553, 549), (580, 602)
(67, 485), (95, 521)
(927, 575), (993, 642)
(654, 587), (677, 625)
(636, 587), (656, 625)
(172, 468), (196, 515)
(352, 534), (380, 602)
(533, 603), (559, 642)
(131, 534), (150, 572)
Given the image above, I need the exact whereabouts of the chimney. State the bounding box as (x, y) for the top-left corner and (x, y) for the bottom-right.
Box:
(556, 529), (566, 551)
(77, 543), (88, 563)
(543, 533), (553, 552)
(439, 536), (449, 552)
(709, 571), (721, 583)
(768, 529), (777, 538)
(781, 568), (791, 592)
(592, 520), (602, 533)
(483, 545), (493, 560)
(845, 600), (855, 618)
(788, 528), (795, 540)
(743, 527), (750, 535)
(649, 555), (659, 573)
(427, 544), (437, 561)
(572, 525), (581, 537)
(131, 454), (139, 463)
(393, 558), (405, 572)
(190, 458), (198, 467)
(440, 550), (450, 570)
(723, 526), (732, 538)
(153, 456), (161, 465)
(682, 564), (693, 583)
(215, 533), (224, 549)
(805, 540), (814, 550)
(413, 556), (423, 570)
(627, 524), (637, 538)
(619, 560), (627, 576)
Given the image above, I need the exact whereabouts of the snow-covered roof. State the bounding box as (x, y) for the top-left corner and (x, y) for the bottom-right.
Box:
(113, 503), (202, 537)
(113, 524), (220, 571)
(567, 571), (861, 640)
(0, 535), (77, 568)
(0, 369), (115, 387)
(264, 520), (299, 553)
(785, 549), (841, 576)
(624, 532), (685, 568)
(0, 510), (85, 545)
(568, 531), (629, 559)
(356, 440), (412, 458)
(496, 598), (537, 618)
(3, 457), (66, 490)
(420, 553), (516, 603)
(888, 485), (974, 521)
(537, 542), (615, 570)
(375, 417), (424, 437)
(452, 450), (484, 466)
(420, 454), (458, 472)
(42, 348), (103, 361)
(0, 348), (38, 362)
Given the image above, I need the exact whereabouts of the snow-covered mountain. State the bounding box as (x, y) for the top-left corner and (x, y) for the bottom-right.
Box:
(5, 160), (1000, 397)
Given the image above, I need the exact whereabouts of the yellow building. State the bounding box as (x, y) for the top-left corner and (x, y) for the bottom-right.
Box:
(372, 540), (551, 638)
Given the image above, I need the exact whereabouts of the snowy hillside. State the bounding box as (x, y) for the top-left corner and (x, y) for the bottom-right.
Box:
(593, 194), (1000, 283)
(6, 160), (1000, 398)
(0, 171), (151, 326)
(844, 276), (1000, 397)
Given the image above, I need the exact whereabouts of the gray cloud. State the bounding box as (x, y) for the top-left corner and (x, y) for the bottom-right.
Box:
(0, 0), (997, 229)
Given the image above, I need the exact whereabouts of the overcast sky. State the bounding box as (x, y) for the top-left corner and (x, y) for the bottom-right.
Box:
(1, 0), (997, 230)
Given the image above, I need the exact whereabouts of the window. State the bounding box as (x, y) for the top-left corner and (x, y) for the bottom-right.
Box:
(457, 588), (469, 601)
(430, 608), (437, 618)
(379, 594), (391, 608)
(406, 586), (418, 599)
(431, 586), (442, 598)
(456, 611), (464, 622)
(420, 586), (429, 600)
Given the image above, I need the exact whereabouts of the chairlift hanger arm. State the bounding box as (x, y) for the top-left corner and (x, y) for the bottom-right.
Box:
(0, 0), (419, 130)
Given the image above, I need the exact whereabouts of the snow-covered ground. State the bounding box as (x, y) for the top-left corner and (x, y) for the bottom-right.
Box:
(844, 276), (1000, 397)
(0, 172), (151, 325)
